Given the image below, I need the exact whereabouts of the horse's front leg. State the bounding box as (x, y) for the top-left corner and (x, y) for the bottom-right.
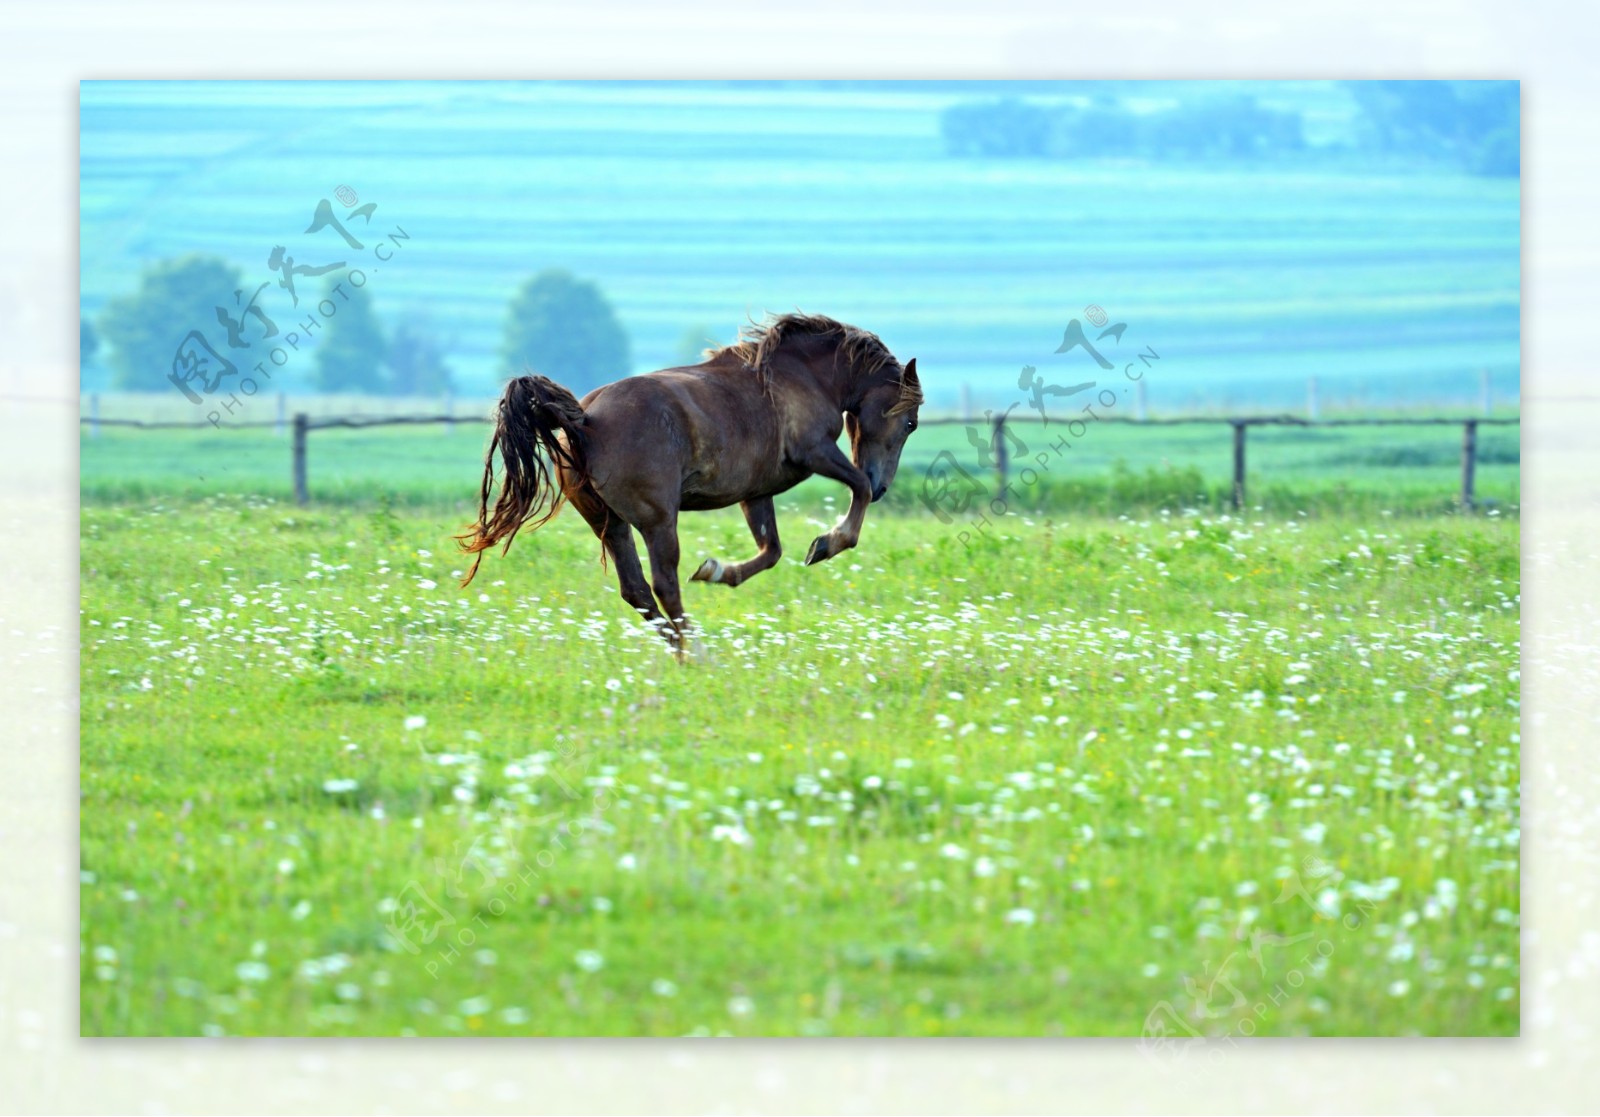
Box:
(692, 497), (782, 587)
(797, 443), (873, 566)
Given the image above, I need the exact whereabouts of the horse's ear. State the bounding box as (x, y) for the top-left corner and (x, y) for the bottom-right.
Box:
(891, 358), (923, 415)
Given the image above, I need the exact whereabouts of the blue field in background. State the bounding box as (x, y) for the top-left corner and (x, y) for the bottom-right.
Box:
(79, 80), (1520, 413)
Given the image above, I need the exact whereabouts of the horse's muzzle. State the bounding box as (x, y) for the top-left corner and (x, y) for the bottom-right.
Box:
(871, 483), (887, 503)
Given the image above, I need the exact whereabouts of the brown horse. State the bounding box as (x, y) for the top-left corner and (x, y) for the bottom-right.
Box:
(457, 313), (921, 649)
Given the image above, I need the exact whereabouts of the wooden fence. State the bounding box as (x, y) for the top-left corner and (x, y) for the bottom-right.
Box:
(83, 410), (1518, 511)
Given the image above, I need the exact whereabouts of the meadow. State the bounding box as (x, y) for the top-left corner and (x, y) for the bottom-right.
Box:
(79, 443), (1521, 1037)
(76, 75), (1521, 1043)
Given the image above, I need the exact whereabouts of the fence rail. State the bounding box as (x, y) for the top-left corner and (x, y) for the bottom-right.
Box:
(81, 410), (1519, 511)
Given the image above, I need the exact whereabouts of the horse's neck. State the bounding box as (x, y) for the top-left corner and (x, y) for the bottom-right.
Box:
(800, 344), (873, 412)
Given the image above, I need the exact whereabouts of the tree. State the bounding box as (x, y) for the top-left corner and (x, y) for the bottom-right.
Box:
(1048, 99), (1142, 158)
(388, 322), (454, 396)
(1344, 80), (1469, 154)
(501, 270), (630, 394)
(1342, 80), (1518, 176)
(1456, 83), (1520, 177)
(1472, 126), (1520, 178)
(80, 316), (99, 370)
(1141, 96), (1305, 160)
(674, 323), (718, 366)
(98, 255), (242, 391)
(940, 99), (1053, 157)
(945, 94), (1306, 164)
(314, 276), (388, 393)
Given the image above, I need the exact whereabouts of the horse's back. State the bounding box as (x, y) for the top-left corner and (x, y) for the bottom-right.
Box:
(581, 363), (769, 445)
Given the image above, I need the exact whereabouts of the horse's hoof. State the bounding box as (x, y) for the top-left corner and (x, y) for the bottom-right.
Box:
(691, 558), (722, 583)
(804, 536), (830, 565)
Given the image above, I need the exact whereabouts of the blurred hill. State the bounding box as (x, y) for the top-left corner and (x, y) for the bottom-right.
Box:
(79, 80), (1519, 414)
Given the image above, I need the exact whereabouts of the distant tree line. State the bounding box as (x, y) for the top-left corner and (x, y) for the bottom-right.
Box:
(940, 81), (1518, 177)
(940, 94), (1305, 162)
(1340, 81), (1518, 177)
(91, 259), (632, 396)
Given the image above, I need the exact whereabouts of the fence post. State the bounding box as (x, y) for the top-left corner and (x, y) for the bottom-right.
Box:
(1460, 419), (1477, 510)
(993, 411), (1008, 487)
(292, 412), (309, 506)
(1135, 378), (1147, 422)
(1231, 421), (1247, 511)
(89, 393), (99, 439)
(276, 392), (287, 436)
(1307, 377), (1319, 421)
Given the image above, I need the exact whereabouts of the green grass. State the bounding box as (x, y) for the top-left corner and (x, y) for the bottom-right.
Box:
(80, 486), (1520, 1036)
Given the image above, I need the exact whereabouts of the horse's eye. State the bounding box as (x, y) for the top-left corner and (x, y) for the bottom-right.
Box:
(907, 418), (918, 432)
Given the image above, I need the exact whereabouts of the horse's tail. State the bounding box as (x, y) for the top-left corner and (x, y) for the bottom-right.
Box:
(456, 374), (590, 587)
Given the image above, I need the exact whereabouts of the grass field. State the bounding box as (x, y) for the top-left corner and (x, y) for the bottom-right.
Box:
(80, 465), (1521, 1036)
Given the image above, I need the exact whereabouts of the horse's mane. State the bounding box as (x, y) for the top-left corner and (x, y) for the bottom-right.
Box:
(707, 313), (910, 403)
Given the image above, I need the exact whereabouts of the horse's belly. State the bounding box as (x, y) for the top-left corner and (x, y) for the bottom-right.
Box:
(680, 462), (809, 510)
(679, 491), (733, 512)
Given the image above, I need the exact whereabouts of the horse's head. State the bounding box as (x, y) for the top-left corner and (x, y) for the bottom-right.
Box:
(846, 358), (921, 502)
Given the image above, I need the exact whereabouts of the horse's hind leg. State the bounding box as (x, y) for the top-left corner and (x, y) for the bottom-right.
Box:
(568, 485), (670, 639)
(638, 516), (690, 651)
(691, 497), (782, 588)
